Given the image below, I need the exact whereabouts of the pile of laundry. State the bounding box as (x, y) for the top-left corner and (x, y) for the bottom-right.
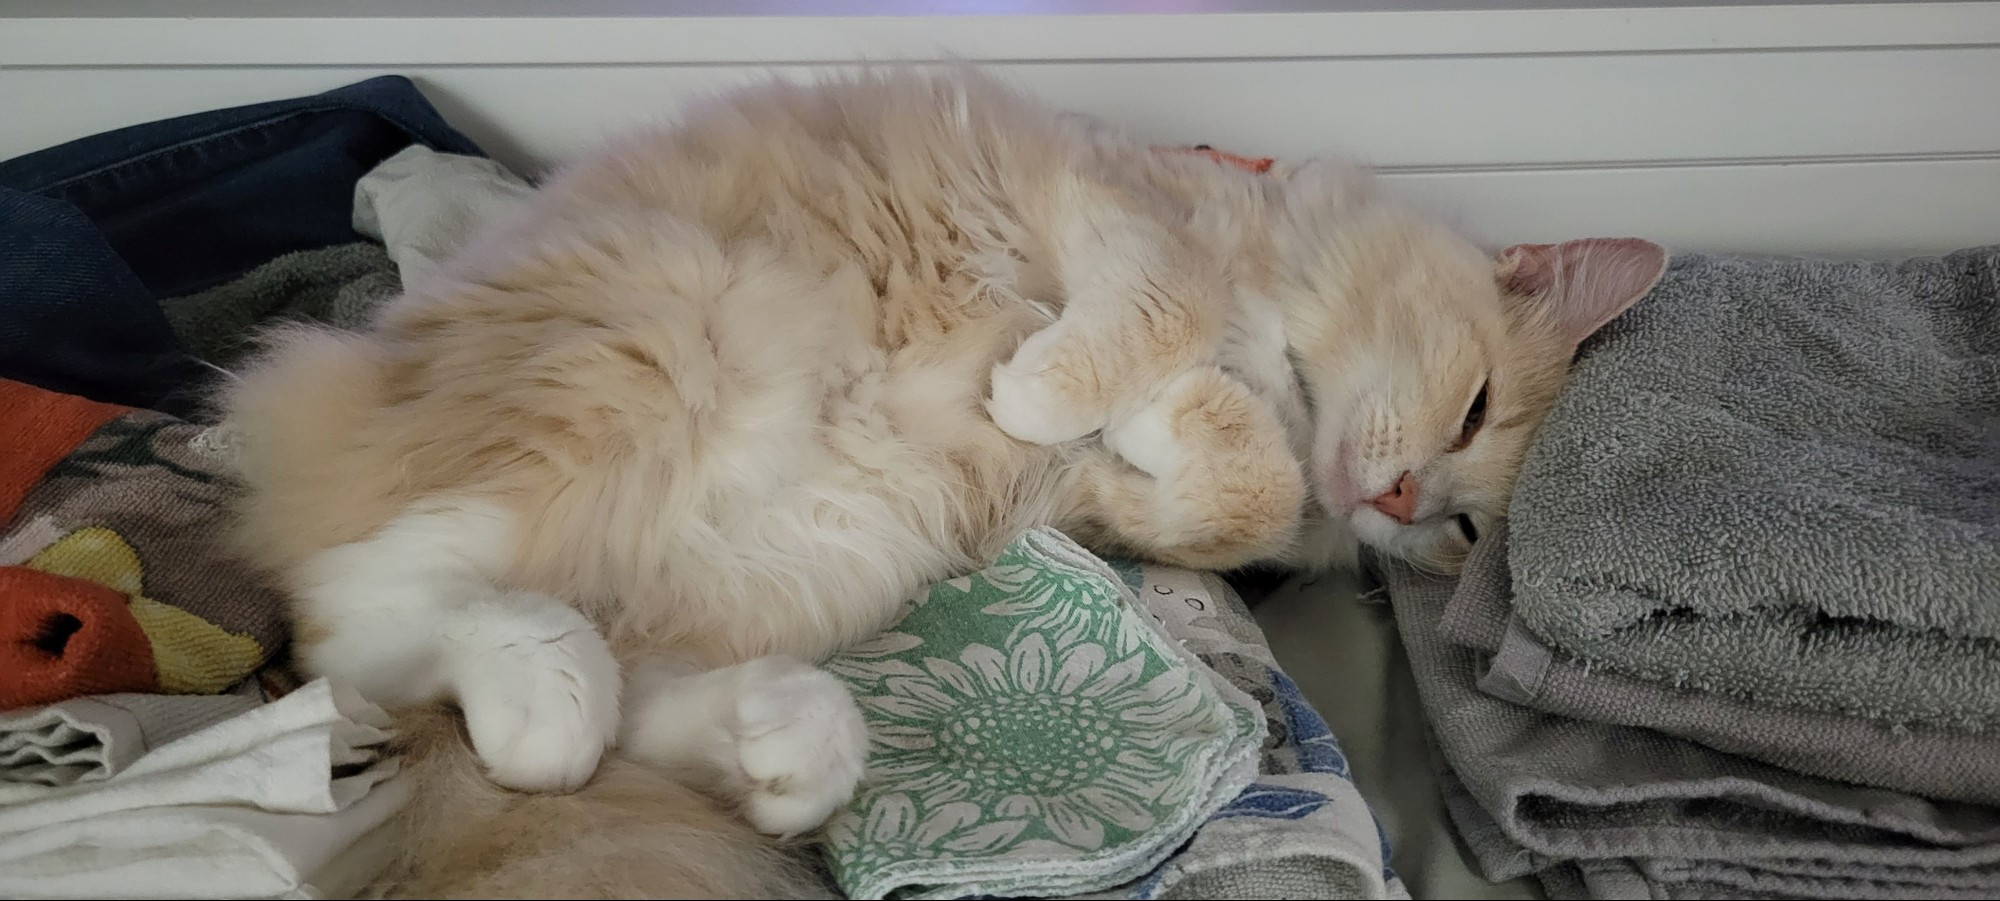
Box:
(1, 77), (1405, 900)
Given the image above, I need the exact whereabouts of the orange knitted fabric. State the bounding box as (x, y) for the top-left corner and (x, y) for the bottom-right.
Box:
(0, 565), (158, 709)
(0, 379), (149, 710)
(0, 379), (128, 519)
(1, 377), (288, 711)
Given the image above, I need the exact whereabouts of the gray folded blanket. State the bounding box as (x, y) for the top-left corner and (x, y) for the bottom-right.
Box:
(1378, 542), (2000, 900)
(1448, 522), (2000, 805)
(1507, 247), (2000, 732)
(160, 242), (402, 371)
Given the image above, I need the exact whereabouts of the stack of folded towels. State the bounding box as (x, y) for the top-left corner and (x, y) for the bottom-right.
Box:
(1376, 246), (2000, 899)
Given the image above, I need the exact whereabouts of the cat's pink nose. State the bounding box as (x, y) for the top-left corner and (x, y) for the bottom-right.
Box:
(1368, 472), (1418, 525)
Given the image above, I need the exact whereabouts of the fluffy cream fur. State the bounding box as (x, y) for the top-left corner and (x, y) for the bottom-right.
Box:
(220, 68), (1665, 897)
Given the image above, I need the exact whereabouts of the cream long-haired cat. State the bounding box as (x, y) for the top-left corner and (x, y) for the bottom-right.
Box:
(222, 69), (1664, 897)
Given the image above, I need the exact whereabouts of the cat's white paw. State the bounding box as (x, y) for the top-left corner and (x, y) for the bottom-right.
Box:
(726, 656), (869, 837)
(987, 326), (1102, 445)
(1104, 378), (1190, 480)
(447, 593), (621, 794)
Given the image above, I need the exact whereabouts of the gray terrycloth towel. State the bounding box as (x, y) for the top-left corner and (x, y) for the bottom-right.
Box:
(1506, 248), (2000, 732)
(1444, 522), (2000, 806)
(159, 242), (402, 371)
(0, 690), (260, 789)
(1378, 539), (2000, 900)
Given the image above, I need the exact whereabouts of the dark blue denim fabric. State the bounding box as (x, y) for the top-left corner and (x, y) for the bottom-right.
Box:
(0, 75), (483, 415)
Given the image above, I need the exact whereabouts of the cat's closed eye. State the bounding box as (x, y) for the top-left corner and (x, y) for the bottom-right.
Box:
(1450, 379), (1488, 451)
(1455, 513), (1481, 544)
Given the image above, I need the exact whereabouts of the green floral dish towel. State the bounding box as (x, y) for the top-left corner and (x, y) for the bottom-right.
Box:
(824, 528), (1264, 900)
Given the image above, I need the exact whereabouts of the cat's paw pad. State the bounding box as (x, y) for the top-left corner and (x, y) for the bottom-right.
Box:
(986, 327), (1103, 445)
(727, 656), (869, 837)
(449, 594), (621, 794)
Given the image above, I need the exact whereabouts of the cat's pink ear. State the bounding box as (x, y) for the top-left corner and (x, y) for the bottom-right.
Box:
(1495, 238), (1668, 346)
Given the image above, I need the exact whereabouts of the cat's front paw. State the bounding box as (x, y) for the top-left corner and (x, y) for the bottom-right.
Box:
(447, 593), (621, 794)
(1104, 370), (1198, 480)
(986, 325), (1105, 445)
(727, 656), (869, 837)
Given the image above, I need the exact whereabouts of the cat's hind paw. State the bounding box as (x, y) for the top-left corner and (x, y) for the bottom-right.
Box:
(447, 592), (621, 794)
(726, 656), (869, 837)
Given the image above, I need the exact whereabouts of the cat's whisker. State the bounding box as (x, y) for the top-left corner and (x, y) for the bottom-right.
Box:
(189, 356), (247, 384)
(1397, 541), (1474, 578)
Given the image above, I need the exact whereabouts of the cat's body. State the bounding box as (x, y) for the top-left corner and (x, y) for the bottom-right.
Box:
(222, 69), (1665, 897)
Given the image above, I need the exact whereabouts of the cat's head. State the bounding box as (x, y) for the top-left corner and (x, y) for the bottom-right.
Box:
(1271, 174), (1666, 573)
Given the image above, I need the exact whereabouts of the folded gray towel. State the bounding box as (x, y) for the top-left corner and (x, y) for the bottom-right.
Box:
(160, 242), (402, 371)
(1378, 541), (2000, 900)
(1507, 248), (2000, 732)
(1445, 522), (2000, 805)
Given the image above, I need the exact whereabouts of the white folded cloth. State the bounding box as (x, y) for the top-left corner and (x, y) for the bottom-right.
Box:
(0, 679), (410, 899)
(351, 143), (536, 290)
(0, 690), (263, 790)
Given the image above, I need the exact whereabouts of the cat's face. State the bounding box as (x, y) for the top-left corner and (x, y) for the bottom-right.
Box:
(1275, 195), (1666, 572)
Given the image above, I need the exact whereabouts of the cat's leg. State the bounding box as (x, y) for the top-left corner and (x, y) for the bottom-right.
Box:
(293, 498), (620, 793)
(987, 186), (1227, 445)
(1080, 365), (1306, 570)
(619, 654), (868, 837)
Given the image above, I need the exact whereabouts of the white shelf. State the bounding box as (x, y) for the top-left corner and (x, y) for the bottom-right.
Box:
(5, 1), (1996, 256)
(5, 1), (1997, 66)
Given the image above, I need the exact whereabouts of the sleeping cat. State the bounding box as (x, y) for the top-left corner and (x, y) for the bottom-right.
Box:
(220, 69), (1665, 897)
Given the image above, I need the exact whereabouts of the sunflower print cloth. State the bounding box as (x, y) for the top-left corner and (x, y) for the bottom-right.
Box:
(823, 527), (1264, 900)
